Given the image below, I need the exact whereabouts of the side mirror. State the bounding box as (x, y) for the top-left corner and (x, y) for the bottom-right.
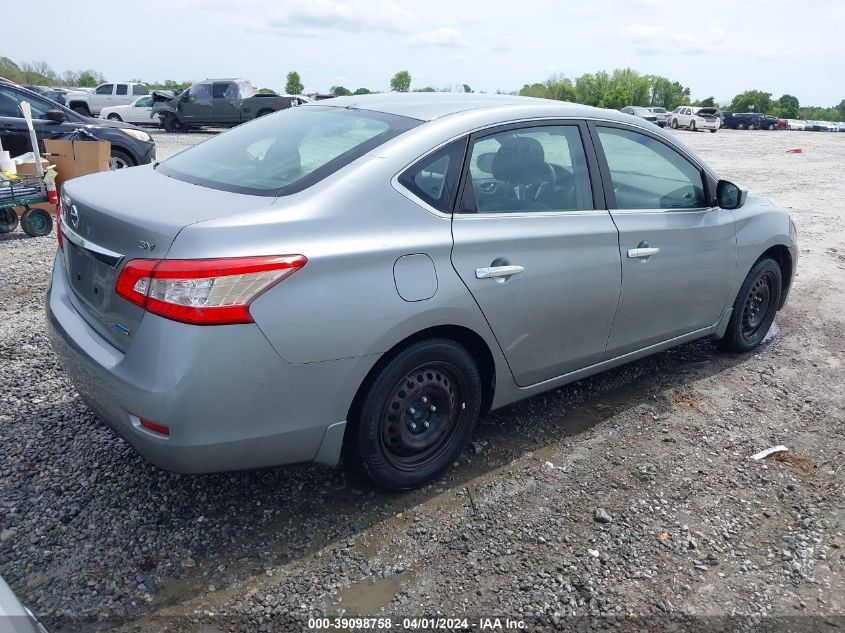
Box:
(717, 179), (748, 210)
(44, 109), (66, 123)
(476, 152), (496, 174)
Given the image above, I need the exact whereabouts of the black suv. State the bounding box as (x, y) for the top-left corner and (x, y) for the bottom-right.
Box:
(0, 79), (155, 168)
(722, 111), (762, 130)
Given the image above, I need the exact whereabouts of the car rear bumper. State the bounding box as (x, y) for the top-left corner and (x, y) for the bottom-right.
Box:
(46, 253), (362, 473)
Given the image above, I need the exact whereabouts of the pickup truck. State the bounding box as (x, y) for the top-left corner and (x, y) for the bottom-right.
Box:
(65, 82), (150, 117)
(152, 79), (303, 132)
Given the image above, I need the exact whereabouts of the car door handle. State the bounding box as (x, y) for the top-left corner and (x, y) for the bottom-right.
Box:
(627, 247), (660, 259)
(475, 265), (524, 279)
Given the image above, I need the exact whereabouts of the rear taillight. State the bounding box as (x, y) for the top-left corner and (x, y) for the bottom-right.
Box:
(115, 255), (307, 325)
(56, 199), (64, 251)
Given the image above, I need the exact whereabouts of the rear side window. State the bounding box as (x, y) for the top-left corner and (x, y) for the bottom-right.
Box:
(212, 83), (233, 99)
(158, 106), (420, 196)
(597, 126), (706, 210)
(398, 139), (467, 213)
(116, 84), (128, 95)
(132, 84), (149, 95)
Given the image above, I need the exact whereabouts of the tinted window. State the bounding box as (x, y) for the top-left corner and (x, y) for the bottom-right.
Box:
(132, 84), (149, 95)
(95, 84), (113, 95)
(597, 126), (706, 210)
(398, 139), (467, 213)
(212, 83), (233, 99)
(158, 106), (419, 196)
(134, 96), (152, 107)
(460, 125), (593, 213)
(0, 88), (51, 118)
(115, 84), (128, 96)
(188, 83), (211, 99)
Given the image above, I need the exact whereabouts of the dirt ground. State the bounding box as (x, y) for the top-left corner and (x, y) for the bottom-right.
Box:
(0, 128), (843, 632)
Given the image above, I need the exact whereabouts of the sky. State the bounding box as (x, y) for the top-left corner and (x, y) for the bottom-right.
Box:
(3, 0), (844, 106)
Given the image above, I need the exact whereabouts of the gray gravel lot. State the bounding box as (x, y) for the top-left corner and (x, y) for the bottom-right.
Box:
(0, 128), (843, 632)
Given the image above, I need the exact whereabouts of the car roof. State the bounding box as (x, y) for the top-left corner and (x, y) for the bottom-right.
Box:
(304, 92), (630, 123)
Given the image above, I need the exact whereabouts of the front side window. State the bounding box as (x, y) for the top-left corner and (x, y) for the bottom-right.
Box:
(0, 88), (51, 118)
(188, 83), (211, 100)
(460, 124), (593, 214)
(158, 106), (419, 196)
(398, 138), (467, 213)
(134, 96), (152, 108)
(95, 84), (113, 95)
(597, 126), (706, 210)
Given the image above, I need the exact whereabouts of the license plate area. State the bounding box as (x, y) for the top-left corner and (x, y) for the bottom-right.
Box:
(66, 240), (117, 313)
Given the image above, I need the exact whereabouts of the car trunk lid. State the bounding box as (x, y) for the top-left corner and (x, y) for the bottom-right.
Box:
(60, 165), (277, 351)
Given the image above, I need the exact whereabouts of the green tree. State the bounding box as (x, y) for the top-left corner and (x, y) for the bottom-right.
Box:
(838, 99), (845, 120)
(729, 90), (772, 114)
(413, 86), (436, 92)
(390, 70), (411, 92)
(463, 83), (472, 93)
(77, 70), (103, 87)
(772, 94), (799, 118)
(331, 85), (352, 96)
(600, 86), (633, 110)
(353, 87), (371, 95)
(694, 96), (716, 107)
(285, 71), (304, 95)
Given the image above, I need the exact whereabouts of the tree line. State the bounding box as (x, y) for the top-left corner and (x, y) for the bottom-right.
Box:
(2, 54), (842, 120)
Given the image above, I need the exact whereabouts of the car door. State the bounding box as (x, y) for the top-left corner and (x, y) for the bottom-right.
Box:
(91, 83), (114, 113)
(450, 121), (622, 386)
(212, 82), (240, 124)
(128, 96), (152, 123)
(0, 86), (74, 157)
(181, 82), (213, 122)
(591, 123), (737, 358)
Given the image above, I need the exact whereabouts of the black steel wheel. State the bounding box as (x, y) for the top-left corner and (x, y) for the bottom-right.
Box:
(20, 207), (53, 237)
(352, 338), (482, 490)
(717, 257), (782, 352)
(164, 113), (182, 133)
(0, 207), (19, 234)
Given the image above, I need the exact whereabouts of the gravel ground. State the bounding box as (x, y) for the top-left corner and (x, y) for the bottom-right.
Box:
(0, 128), (843, 632)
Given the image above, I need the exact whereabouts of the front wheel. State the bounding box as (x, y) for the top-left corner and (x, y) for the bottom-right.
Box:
(110, 148), (135, 170)
(747, 123), (756, 130)
(352, 338), (483, 490)
(736, 122), (747, 130)
(671, 119), (679, 129)
(164, 113), (182, 133)
(710, 128), (717, 133)
(107, 113), (122, 121)
(689, 120), (696, 132)
(717, 257), (782, 352)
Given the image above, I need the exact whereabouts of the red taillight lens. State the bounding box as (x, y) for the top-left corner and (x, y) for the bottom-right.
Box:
(115, 255), (306, 325)
(140, 419), (170, 436)
(56, 199), (64, 252)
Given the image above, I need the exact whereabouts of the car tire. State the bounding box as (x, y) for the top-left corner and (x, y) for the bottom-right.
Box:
(164, 114), (182, 133)
(710, 129), (717, 133)
(72, 104), (92, 117)
(109, 148), (135, 170)
(20, 206), (53, 237)
(736, 122), (746, 130)
(0, 207), (19, 234)
(107, 113), (122, 121)
(768, 124), (775, 130)
(671, 119), (678, 129)
(717, 257), (782, 353)
(689, 120), (696, 132)
(748, 123), (756, 130)
(351, 338), (483, 490)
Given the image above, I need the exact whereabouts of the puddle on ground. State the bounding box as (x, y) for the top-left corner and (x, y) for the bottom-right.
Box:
(324, 573), (405, 617)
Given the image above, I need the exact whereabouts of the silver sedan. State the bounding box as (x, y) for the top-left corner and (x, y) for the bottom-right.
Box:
(47, 94), (797, 490)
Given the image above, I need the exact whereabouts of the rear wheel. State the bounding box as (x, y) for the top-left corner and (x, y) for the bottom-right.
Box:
(20, 206), (53, 237)
(671, 119), (679, 129)
(72, 104), (91, 117)
(747, 123), (756, 130)
(689, 120), (696, 131)
(717, 257), (782, 352)
(0, 207), (19, 234)
(352, 338), (483, 490)
(710, 128), (717, 133)
(736, 121), (747, 130)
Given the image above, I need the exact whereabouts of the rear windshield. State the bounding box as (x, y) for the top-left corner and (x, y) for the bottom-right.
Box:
(157, 106), (420, 196)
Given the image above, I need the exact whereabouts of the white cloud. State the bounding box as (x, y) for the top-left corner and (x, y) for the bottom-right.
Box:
(483, 33), (516, 53)
(409, 27), (468, 48)
(621, 23), (725, 55)
(265, 0), (414, 37)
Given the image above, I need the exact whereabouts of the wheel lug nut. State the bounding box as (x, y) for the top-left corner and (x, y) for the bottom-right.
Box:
(430, 405), (436, 412)
(408, 407), (416, 415)
(423, 421), (429, 429)
(421, 396), (428, 404)
(410, 422), (417, 431)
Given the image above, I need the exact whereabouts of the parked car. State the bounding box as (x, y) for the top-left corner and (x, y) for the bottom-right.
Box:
(0, 81), (155, 168)
(757, 114), (787, 130)
(669, 106), (719, 132)
(47, 94), (797, 490)
(722, 112), (762, 130)
(65, 82), (150, 117)
(620, 106), (659, 125)
(806, 120), (837, 132)
(22, 85), (68, 105)
(646, 106), (669, 127)
(152, 79), (303, 132)
(0, 574), (48, 632)
(786, 119), (806, 130)
(99, 95), (159, 126)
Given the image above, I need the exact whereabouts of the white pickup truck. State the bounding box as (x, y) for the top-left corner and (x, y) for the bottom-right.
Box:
(65, 82), (151, 117)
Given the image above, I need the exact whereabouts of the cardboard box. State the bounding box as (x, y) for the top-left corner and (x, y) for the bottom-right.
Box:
(15, 157), (51, 177)
(43, 138), (111, 191)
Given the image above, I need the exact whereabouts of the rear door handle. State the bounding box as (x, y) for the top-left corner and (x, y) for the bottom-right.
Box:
(475, 265), (524, 279)
(627, 247), (660, 259)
